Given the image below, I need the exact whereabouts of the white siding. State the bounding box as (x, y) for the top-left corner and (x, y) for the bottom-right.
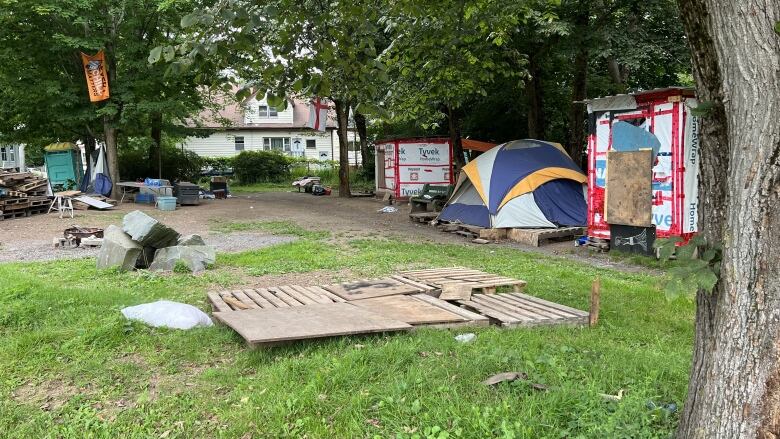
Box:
(244, 96), (295, 125)
(181, 129), (337, 160)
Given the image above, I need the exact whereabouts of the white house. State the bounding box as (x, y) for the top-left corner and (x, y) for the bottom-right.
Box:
(181, 93), (361, 164)
(0, 144), (25, 170)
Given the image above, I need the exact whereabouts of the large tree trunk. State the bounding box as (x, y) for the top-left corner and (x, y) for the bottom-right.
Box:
(103, 116), (120, 199)
(149, 112), (162, 179)
(353, 110), (371, 173)
(446, 105), (466, 172)
(333, 99), (351, 197)
(675, 1), (780, 438)
(526, 54), (545, 139)
(566, 1), (589, 170)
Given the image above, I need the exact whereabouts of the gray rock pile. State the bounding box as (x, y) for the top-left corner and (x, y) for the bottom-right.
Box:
(97, 210), (216, 273)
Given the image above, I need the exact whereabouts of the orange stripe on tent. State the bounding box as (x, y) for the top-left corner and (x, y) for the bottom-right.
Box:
(462, 160), (488, 205)
(498, 167), (587, 209)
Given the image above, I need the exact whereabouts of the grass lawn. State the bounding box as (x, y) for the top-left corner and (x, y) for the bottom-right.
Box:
(0, 221), (693, 438)
(228, 182), (292, 194)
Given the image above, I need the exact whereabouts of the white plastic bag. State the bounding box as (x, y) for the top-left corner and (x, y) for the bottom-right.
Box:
(121, 300), (213, 330)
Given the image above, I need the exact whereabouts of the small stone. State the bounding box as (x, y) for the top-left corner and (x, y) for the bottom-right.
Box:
(149, 245), (216, 273)
(96, 225), (143, 271)
(472, 238), (490, 244)
(122, 210), (180, 248)
(177, 234), (206, 246)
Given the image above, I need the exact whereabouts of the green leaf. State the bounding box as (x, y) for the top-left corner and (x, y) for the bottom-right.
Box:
(676, 242), (697, 260)
(181, 13), (199, 28)
(148, 46), (162, 64)
(701, 248), (718, 262)
(267, 93), (285, 108)
(694, 269), (719, 292)
(775, 21), (780, 35)
(690, 101), (714, 117)
(654, 237), (682, 261)
(162, 46), (175, 62)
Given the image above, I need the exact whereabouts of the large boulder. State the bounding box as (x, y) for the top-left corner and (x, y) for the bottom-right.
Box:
(148, 245), (216, 273)
(122, 210), (180, 248)
(135, 246), (156, 269)
(96, 225), (143, 271)
(177, 234), (206, 246)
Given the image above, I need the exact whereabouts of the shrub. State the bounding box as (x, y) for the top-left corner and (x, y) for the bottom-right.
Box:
(118, 137), (204, 182)
(232, 150), (292, 183)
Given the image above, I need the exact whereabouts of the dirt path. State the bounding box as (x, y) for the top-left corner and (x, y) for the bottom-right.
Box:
(0, 191), (655, 273)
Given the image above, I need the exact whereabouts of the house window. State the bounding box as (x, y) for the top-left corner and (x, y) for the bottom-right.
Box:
(257, 105), (279, 118)
(0, 146), (11, 162)
(0, 147), (6, 161)
(306, 139), (316, 150)
(234, 136), (245, 151)
(264, 137), (291, 152)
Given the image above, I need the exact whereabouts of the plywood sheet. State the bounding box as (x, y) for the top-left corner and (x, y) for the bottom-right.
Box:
(351, 295), (467, 325)
(324, 278), (423, 300)
(605, 150), (652, 226)
(213, 302), (412, 345)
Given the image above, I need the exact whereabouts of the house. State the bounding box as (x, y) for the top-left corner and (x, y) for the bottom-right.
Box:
(0, 144), (25, 171)
(181, 93), (360, 164)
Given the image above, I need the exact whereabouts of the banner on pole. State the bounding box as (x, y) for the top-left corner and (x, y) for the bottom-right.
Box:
(80, 51), (110, 102)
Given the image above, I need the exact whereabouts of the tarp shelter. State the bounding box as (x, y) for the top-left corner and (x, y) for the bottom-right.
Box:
(79, 143), (113, 197)
(438, 139), (588, 228)
(585, 87), (700, 241)
(374, 137), (498, 199)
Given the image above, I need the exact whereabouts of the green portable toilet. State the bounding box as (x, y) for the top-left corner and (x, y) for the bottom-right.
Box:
(44, 142), (84, 190)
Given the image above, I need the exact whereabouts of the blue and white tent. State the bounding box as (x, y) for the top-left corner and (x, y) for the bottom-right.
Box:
(438, 140), (588, 228)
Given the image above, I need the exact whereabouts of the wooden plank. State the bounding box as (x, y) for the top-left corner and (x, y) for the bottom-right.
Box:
(278, 286), (316, 305)
(605, 150), (653, 226)
(307, 286), (347, 303)
(390, 275), (438, 292)
(289, 285), (332, 304)
(469, 295), (542, 322)
(268, 287), (305, 306)
(438, 283), (473, 301)
(324, 278), (422, 301)
(207, 292), (232, 313)
(455, 299), (521, 326)
(256, 288), (289, 308)
(492, 294), (575, 319)
(351, 295), (467, 325)
(223, 296), (251, 310)
(507, 293), (589, 317)
(232, 290), (260, 309)
(411, 294), (489, 326)
(213, 302), (412, 345)
(243, 289), (275, 309)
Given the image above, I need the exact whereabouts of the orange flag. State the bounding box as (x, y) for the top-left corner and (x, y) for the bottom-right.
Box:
(80, 51), (110, 102)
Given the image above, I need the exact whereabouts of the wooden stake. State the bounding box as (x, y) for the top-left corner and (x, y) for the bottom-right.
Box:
(589, 277), (601, 327)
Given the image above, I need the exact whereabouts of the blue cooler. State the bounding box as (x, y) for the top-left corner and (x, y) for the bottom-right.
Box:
(157, 196), (177, 211)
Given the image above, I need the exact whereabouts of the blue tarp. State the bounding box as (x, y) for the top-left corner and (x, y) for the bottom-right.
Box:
(532, 179), (587, 226)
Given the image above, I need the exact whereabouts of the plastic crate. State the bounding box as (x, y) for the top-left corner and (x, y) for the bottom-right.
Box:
(156, 196), (177, 211)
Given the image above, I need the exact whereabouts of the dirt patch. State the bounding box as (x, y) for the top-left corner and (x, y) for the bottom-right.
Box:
(242, 268), (359, 288)
(12, 379), (84, 411)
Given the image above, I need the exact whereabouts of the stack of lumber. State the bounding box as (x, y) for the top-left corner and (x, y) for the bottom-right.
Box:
(207, 267), (590, 348)
(0, 170), (49, 220)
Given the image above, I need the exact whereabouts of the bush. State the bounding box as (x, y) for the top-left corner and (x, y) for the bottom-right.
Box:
(202, 156), (234, 175)
(118, 137), (204, 182)
(232, 150), (292, 183)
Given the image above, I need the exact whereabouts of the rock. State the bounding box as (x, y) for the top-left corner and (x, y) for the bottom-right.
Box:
(135, 246), (156, 269)
(455, 333), (476, 343)
(122, 210), (180, 248)
(148, 245), (216, 273)
(96, 225), (143, 271)
(177, 234), (206, 246)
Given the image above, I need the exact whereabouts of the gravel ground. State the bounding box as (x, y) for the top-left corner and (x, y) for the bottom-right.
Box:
(0, 232), (295, 263)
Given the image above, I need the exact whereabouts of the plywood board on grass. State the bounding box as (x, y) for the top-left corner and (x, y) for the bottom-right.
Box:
(605, 150), (653, 226)
(323, 278), (425, 301)
(351, 295), (467, 326)
(213, 302), (412, 346)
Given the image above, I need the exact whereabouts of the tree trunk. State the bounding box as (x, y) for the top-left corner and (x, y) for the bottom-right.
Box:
(446, 105), (466, 172)
(526, 54), (545, 139)
(333, 99), (351, 197)
(353, 110), (371, 172)
(104, 116), (120, 199)
(675, 1), (780, 438)
(150, 112), (162, 179)
(566, 2), (589, 170)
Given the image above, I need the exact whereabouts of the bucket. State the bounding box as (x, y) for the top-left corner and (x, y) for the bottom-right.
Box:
(157, 196), (177, 211)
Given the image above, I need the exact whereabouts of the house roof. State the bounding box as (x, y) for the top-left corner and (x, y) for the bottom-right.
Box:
(188, 90), (337, 130)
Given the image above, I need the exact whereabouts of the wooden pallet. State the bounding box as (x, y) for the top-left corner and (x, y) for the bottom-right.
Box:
(507, 227), (585, 247)
(409, 211), (438, 223)
(399, 267), (527, 294)
(587, 237), (610, 252)
(351, 294), (490, 328)
(456, 293), (589, 327)
(208, 285), (347, 312)
(0, 210), (29, 220)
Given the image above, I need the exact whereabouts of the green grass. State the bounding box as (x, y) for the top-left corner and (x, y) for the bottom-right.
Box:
(228, 182), (292, 194)
(0, 222), (693, 438)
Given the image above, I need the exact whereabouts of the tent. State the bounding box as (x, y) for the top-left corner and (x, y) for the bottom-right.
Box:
(438, 139), (588, 229)
(79, 143), (113, 197)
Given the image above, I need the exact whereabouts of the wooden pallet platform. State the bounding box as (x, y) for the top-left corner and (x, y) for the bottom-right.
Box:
(399, 267), (527, 294)
(409, 211), (438, 223)
(507, 227), (585, 247)
(214, 302), (412, 347)
(0, 210), (29, 220)
(587, 237), (610, 252)
(456, 292), (588, 328)
(208, 285), (347, 312)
